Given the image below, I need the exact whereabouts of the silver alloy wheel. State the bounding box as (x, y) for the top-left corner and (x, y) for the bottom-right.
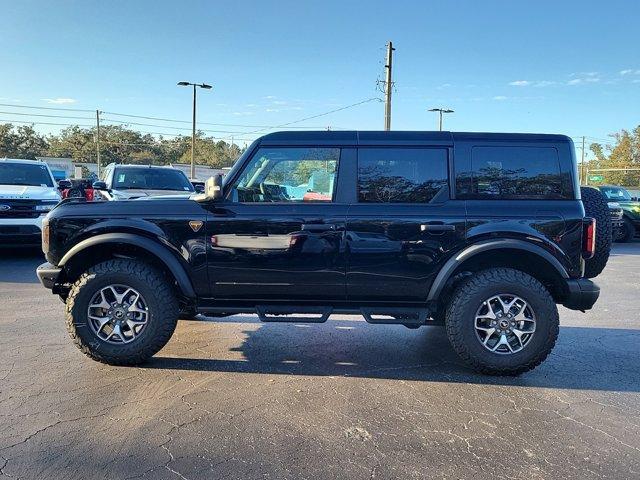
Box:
(474, 294), (536, 354)
(87, 284), (149, 344)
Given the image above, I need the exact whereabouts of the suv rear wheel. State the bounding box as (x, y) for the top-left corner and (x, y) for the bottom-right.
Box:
(65, 259), (179, 365)
(445, 268), (559, 376)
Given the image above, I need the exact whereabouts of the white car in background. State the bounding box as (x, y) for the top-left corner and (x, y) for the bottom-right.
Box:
(0, 158), (60, 247)
(94, 163), (195, 200)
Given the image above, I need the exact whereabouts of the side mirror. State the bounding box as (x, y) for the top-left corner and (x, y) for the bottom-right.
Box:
(58, 180), (72, 190)
(632, 196), (638, 202)
(92, 181), (108, 190)
(193, 183), (205, 193)
(196, 174), (223, 202)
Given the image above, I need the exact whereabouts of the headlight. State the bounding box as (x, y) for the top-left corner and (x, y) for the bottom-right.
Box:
(632, 206), (640, 213)
(42, 223), (50, 252)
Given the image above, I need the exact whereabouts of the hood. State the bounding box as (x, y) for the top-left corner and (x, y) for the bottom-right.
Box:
(109, 188), (193, 200)
(0, 184), (60, 201)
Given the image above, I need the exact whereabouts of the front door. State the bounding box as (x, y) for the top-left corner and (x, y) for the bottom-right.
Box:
(205, 146), (348, 301)
(346, 147), (466, 302)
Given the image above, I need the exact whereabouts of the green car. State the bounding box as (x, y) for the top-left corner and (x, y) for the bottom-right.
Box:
(596, 185), (640, 242)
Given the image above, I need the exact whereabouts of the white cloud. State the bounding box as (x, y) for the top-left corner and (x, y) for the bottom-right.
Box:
(509, 80), (531, 86)
(567, 79), (582, 85)
(620, 69), (640, 75)
(492, 95), (508, 101)
(263, 95), (277, 99)
(535, 80), (556, 87)
(42, 98), (76, 104)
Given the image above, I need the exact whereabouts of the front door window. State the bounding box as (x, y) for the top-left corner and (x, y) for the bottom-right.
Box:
(228, 147), (340, 203)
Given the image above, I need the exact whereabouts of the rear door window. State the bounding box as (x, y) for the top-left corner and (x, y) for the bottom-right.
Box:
(357, 148), (448, 203)
(463, 146), (564, 199)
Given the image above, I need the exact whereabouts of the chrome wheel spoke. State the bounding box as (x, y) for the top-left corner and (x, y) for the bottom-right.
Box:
(89, 291), (111, 310)
(87, 284), (148, 345)
(89, 315), (111, 334)
(475, 293), (536, 355)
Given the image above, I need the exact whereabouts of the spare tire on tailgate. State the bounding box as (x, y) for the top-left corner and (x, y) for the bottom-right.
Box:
(581, 186), (611, 278)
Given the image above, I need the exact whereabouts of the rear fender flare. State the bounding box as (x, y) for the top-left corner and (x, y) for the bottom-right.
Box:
(427, 239), (569, 302)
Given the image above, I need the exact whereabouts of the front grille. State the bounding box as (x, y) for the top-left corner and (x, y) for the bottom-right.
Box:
(609, 208), (623, 220)
(0, 199), (41, 219)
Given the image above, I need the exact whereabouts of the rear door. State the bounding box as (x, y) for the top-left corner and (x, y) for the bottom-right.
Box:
(345, 146), (466, 302)
(204, 145), (349, 301)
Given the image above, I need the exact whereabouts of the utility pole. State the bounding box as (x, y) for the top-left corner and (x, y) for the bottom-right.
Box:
(95, 110), (101, 177)
(581, 136), (586, 184)
(383, 41), (395, 131)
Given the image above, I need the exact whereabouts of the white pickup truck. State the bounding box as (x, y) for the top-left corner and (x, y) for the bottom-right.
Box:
(0, 158), (60, 247)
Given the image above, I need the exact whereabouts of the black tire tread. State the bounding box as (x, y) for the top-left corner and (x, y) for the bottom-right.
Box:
(65, 259), (178, 365)
(580, 186), (611, 278)
(445, 268), (559, 376)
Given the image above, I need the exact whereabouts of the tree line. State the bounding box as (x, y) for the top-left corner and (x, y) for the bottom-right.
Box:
(0, 123), (244, 168)
(587, 125), (640, 186)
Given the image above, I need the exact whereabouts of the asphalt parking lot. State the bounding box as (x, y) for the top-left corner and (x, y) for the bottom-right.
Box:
(1, 245), (639, 480)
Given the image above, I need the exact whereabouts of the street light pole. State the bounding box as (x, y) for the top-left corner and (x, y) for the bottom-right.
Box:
(428, 108), (454, 131)
(178, 81), (213, 180)
(191, 84), (196, 180)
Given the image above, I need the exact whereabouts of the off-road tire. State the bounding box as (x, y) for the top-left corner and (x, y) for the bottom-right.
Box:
(580, 186), (611, 278)
(616, 217), (635, 243)
(445, 268), (559, 376)
(65, 259), (179, 365)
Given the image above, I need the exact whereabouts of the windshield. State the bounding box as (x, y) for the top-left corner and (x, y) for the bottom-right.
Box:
(600, 186), (632, 201)
(0, 162), (54, 187)
(113, 167), (194, 192)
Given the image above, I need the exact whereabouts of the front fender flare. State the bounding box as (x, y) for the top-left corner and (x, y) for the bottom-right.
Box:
(59, 233), (196, 298)
(427, 239), (569, 302)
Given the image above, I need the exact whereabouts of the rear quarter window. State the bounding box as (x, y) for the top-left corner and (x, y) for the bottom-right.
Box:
(458, 146), (566, 199)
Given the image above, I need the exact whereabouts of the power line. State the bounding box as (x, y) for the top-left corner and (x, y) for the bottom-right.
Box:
(0, 102), (94, 113)
(0, 102), (352, 130)
(0, 110), (95, 121)
(0, 118), (95, 128)
(102, 110), (342, 129)
(241, 97), (383, 136)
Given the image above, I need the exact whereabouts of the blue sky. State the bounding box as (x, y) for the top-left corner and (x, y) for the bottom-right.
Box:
(1, 0), (639, 155)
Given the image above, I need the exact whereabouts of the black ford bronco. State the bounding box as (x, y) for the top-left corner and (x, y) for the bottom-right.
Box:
(36, 131), (608, 375)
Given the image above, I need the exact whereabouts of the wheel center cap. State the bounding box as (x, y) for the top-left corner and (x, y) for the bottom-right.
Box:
(113, 308), (125, 319)
(499, 319), (509, 329)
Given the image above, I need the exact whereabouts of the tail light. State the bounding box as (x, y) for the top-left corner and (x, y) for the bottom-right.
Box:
(582, 217), (596, 259)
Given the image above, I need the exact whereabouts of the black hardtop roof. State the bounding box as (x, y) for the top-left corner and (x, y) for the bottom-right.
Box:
(258, 130), (572, 146)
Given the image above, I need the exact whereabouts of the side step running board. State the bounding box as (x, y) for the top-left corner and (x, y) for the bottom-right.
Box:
(256, 305), (332, 323)
(361, 307), (429, 326)
(199, 304), (432, 326)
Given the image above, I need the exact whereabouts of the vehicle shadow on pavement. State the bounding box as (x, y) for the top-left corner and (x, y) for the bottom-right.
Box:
(0, 248), (43, 283)
(144, 321), (640, 393)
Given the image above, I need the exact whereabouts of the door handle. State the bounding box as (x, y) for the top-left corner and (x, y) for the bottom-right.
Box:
(302, 223), (337, 232)
(420, 224), (455, 232)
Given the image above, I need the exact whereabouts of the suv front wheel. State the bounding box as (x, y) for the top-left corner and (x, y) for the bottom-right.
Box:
(445, 268), (559, 376)
(65, 259), (179, 365)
